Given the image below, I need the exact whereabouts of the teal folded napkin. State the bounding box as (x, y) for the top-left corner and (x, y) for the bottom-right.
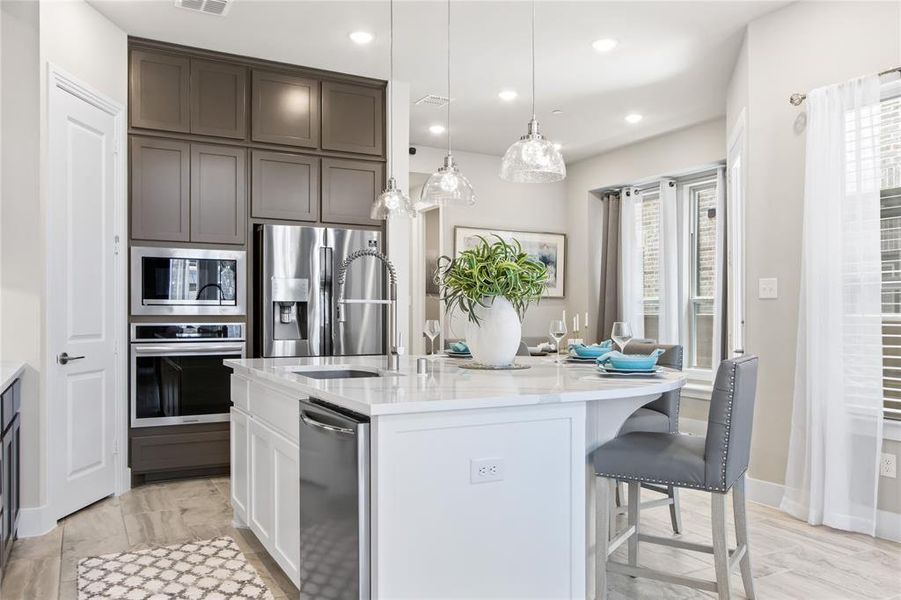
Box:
(449, 341), (470, 353)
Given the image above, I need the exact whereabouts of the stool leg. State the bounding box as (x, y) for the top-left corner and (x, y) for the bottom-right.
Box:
(596, 476), (612, 600)
(627, 481), (640, 568)
(614, 481), (624, 507)
(733, 475), (756, 599)
(669, 486), (683, 534)
(711, 492), (732, 600)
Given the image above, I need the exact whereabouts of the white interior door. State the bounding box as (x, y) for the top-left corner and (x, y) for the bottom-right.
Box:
(47, 70), (121, 519)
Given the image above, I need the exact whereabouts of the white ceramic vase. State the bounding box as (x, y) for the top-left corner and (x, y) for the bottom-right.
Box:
(465, 296), (522, 367)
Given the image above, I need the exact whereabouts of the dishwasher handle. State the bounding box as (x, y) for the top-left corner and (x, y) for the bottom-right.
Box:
(301, 410), (355, 435)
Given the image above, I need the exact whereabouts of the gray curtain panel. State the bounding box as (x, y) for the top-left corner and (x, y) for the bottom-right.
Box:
(596, 190), (621, 341)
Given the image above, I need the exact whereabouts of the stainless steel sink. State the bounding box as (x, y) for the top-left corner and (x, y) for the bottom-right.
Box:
(294, 369), (382, 380)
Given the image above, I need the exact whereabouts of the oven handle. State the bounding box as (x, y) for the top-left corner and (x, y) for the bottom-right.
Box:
(132, 343), (246, 356)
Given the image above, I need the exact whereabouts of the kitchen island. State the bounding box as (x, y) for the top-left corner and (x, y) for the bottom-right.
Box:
(226, 355), (684, 599)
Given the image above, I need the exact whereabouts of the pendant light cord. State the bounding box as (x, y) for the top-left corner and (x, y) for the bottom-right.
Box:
(388, 0), (395, 180)
(531, 0), (536, 120)
(447, 0), (452, 156)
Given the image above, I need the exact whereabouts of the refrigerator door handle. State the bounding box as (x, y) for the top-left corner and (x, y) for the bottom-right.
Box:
(321, 246), (334, 356)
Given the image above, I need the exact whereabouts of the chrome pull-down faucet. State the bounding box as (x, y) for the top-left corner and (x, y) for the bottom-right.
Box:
(336, 249), (400, 372)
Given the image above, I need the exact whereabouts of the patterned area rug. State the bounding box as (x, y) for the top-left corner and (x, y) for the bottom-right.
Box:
(77, 536), (274, 599)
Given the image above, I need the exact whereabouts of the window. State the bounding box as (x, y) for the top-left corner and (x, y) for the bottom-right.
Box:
(631, 171), (723, 379)
(879, 84), (901, 420)
(638, 191), (661, 341)
(688, 181), (718, 369)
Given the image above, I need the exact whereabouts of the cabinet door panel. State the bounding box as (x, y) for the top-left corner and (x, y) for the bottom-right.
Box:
(251, 151), (320, 222)
(190, 144), (247, 244)
(271, 428), (300, 586)
(130, 50), (190, 132)
(321, 158), (384, 226)
(230, 408), (250, 523)
(252, 71), (319, 148)
(249, 419), (274, 546)
(191, 60), (247, 139)
(131, 137), (190, 242)
(322, 81), (384, 156)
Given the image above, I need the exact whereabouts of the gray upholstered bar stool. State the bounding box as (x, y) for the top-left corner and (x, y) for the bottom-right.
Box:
(616, 342), (684, 533)
(592, 355), (759, 600)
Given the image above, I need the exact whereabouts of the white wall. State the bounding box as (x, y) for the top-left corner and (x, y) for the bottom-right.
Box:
(410, 145), (568, 340)
(725, 0), (900, 493)
(1, 0), (42, 509)
(564, 118), (727, 346)
(0, 0), (126, 523)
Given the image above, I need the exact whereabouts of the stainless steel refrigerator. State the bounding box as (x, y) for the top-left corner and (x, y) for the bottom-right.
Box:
(257, 224), (385, 358)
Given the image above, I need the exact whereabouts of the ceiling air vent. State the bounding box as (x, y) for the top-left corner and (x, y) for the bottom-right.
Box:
(415, 94), (452, 107)
(175, 0), (231, 16)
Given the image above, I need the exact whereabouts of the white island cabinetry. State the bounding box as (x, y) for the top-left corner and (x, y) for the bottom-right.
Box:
(230, 373), (302, 587)
(227, 356), (685, 599)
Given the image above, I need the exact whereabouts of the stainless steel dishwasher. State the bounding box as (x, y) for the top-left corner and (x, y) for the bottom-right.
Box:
(299, 399), (370, 600)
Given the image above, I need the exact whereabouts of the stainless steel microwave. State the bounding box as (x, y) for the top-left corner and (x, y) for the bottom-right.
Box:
(130, 247), (246, 316)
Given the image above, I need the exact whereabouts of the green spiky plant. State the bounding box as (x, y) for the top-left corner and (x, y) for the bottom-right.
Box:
(434, 235), (549, 325)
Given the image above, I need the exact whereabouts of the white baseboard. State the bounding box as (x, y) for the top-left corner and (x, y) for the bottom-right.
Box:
(17, 504), (58, 538)
(876, 509), (901, 542)
(746, 476), (785, 508)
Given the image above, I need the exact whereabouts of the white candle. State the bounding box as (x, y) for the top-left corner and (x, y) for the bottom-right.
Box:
(575, 314), (579, 332)
(562, 309), (566, 324)
(584, 312), (589, 331)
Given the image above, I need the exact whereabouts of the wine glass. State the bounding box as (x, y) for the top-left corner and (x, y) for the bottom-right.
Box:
(549, 320), (568, 355)
(424, 320), (441, 356)
(611, 322), (633, 353)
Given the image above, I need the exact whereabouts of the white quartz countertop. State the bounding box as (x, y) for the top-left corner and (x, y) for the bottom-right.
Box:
(0, 361), (26, 393)
(225, 355), (685, 416)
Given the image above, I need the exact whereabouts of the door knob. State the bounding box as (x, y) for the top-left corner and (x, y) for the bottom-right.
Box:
(57, 352), (85, 365)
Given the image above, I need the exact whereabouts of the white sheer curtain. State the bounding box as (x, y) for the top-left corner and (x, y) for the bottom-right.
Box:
(658, 179), (680, 344)
(619, 186), (645, 339)
(782, 75), (883, 535)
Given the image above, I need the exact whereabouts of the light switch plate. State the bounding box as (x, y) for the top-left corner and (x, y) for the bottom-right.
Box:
(758, 278), (778, 299)
(470, 458), (505, 484)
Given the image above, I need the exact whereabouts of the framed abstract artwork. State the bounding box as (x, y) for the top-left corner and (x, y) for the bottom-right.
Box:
(454, 226), (567, 298)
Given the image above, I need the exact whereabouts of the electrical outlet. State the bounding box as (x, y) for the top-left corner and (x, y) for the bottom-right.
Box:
(470, 458), (505, 484)
(881, 453), (897, 478)
(758, 278), (778, 299)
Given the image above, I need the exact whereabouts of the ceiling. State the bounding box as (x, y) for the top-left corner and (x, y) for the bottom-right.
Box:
(90, 0), (785, 162)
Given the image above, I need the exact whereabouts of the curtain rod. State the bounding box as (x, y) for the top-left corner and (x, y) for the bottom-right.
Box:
(789, 66), (901, 105)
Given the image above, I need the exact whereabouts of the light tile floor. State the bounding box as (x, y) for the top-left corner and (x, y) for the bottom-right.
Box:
(1, 476), (899, 599)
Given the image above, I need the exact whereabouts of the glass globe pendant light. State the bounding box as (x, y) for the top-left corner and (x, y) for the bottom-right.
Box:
(416, 0), (476, 211)
(371, 0), (415, 220)
(499, 0), (566, 183)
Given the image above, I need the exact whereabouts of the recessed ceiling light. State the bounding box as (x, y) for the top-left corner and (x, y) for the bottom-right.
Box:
(551, 109), (563, 116)
(498, 90), (518, 101)
(592, 38), (618, 53)
(625, 113), (643, 124)
(349, 31), (374, 45)
(429, 124), (446, 135)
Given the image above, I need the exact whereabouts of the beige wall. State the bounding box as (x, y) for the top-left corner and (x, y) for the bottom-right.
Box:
(564, 118), (726, 345)
(410, 145), (568, 339)
(0, 0), (126, 514)
(726, 1), (901, 496)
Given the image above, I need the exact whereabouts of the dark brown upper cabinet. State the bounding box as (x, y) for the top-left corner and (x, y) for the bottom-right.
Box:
(321, 81), (384, 156)
(251, 71), (320, 149)
(321, 158), (384, 226)
(190, 60), (248, 139)
(191, 144), (247, 245)
(130, 50), (190, 133)
(251, 151), (320, 222)
(130, 137), (190, 242)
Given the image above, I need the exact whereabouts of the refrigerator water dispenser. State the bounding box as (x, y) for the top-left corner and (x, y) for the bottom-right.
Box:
(271, 277), (309, 340)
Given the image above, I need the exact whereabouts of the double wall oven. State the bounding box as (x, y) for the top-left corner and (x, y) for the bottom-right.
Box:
(130, 247), (247, 428)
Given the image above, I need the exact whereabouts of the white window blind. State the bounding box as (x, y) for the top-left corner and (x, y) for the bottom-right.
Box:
(880, 90), (901, 420)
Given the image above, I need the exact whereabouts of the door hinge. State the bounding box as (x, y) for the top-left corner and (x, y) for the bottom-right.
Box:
(114, 235), (120, 256)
